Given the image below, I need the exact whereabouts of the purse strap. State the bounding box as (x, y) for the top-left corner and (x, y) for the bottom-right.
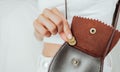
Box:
(65, 0), (68, 20)
(112, 0), (120, 27)
(103, 0), (120, 58)
(100, 1), (120, 72)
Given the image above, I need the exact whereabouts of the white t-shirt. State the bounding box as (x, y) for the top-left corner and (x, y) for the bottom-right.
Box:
(38, 0), (118, 44)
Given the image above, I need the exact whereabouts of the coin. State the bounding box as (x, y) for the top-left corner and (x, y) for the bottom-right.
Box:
(68, 36), (76, 46)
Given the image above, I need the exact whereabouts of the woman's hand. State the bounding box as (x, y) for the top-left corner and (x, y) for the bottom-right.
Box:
(33, 8), (72, 41)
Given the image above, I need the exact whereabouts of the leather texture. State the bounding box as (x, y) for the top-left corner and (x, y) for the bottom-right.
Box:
(48, 43), (101, 72)
(71, 16), (120, 57)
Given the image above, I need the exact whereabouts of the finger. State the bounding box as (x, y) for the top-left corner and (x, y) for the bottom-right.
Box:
(63, 21), (73, 41)
(51, 8), (64, 33)
(33, 20), (51, 37)
(51, 8), (66, 20)
(51, 8), (73, 41)
(34, 29), (44, 41)
(43, 8), (63, 33)
(37, 14), (58, 35)
(59, 32), (68, 41)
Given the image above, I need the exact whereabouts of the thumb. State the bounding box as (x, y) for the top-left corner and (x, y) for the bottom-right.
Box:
(59, 20), (73, 42)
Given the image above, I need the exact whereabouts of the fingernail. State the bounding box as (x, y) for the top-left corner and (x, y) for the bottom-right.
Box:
(67, 34), (72, 39)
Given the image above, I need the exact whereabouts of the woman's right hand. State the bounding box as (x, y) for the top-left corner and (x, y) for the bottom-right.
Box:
(33, 8), (73, 41)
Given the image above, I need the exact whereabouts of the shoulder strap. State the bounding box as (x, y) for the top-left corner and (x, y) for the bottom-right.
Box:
(101, 1), (120, 71)
(112, 0), (120, 27)
(104, 0), (120, 58)
(65, 0), (68, 19)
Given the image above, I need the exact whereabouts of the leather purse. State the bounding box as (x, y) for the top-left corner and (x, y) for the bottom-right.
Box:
(48, 0), (120, 72)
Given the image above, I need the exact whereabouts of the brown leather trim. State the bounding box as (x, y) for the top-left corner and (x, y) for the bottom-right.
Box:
(71, 16), (120, 57)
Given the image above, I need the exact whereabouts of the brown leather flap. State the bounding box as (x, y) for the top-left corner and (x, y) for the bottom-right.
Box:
(71, 16), (120, 57)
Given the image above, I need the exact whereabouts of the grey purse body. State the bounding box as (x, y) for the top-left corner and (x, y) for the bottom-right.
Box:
(49, 43), (101, 72)
(48, 0), (120, 72)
